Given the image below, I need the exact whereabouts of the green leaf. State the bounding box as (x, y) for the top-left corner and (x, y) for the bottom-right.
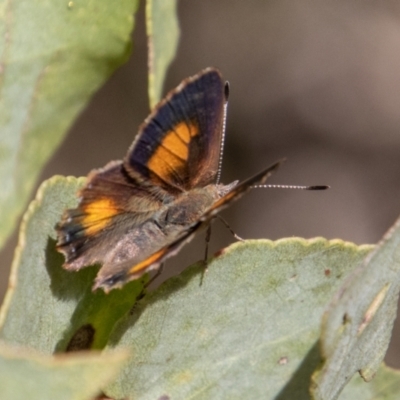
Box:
(341, 364), (400, 400)
(0, 0), (139, 250)
(104, 238), (374, 399)
(0, 176), (144, 354)
(0, 341), (128, 400)
(146, 0), (180, 108)
(311, 215), (400, 400)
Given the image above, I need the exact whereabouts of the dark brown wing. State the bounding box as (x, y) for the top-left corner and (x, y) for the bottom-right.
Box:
(56, 161), (165, 271)
(93, 160), (283, 292)
(124, 68), (228, 195)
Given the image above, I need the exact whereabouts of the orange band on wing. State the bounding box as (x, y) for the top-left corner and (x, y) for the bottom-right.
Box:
(82, 198), (119, 235)
(128, 248), (166, 276)
(147, 121), (198, 181)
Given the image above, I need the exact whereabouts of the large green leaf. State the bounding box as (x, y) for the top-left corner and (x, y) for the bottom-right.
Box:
(146, 0), (180, 108)
(0, 341), (128, 400)
(0, 176), (144, 354)
(104, 238), (382, 399)
(311, 215), (400, 400)
(0, 0), (139, 250)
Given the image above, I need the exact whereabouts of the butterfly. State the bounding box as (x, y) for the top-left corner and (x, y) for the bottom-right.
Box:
(55, 68), (282, 292)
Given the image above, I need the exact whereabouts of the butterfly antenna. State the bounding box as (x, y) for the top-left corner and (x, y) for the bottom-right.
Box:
(216, 82), (230, 184)
(252, 184), (329, 190)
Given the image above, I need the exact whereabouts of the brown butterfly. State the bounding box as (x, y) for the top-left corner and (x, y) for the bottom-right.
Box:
(55, 68), (282, 292)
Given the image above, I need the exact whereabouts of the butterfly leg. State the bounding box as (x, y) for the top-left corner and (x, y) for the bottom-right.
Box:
(144, 263), (165, 289)
(199, 224), (213, 286)
(216, 215), (244, 241)
(204, 224), (212, 261)
(130, 263), (166, 313)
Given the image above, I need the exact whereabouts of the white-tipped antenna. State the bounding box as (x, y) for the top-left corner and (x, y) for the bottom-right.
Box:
(252, 184), (329, 190)
(216, 82), (230, 184)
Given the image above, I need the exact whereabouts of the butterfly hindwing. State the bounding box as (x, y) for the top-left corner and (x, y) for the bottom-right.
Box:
(93, 223), (191, 292)
(56, 161), (164, 270)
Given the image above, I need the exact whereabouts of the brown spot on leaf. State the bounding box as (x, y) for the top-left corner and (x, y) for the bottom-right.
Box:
(66, 324), (95, 352)
(278, 356), (288, 365)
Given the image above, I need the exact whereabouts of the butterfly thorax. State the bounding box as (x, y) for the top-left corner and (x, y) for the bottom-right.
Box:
(158, 181), (238, 229)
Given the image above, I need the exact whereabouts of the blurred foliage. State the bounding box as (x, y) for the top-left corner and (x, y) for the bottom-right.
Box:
(0, 0), (138, 250)
(146, 0), (179, 108)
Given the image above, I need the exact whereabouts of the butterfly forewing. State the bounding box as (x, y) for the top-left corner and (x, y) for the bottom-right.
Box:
(124, 68), (227, 194)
